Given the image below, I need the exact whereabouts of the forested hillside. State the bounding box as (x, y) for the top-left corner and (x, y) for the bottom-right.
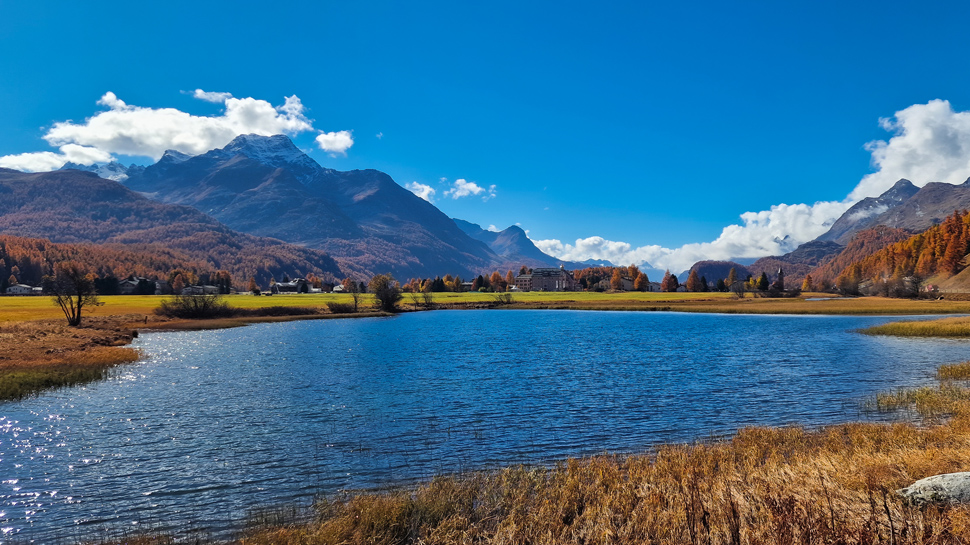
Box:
(817, 212), (970, 293)
(0, 235), (338, 292)
(0, 168), (343, 288)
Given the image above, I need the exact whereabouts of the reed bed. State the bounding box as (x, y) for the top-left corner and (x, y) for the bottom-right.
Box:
(861, 316), (970, 337)
(0, 346), (139, 400)
(230, 377), (970, 545)
(939, 361), (970, 381)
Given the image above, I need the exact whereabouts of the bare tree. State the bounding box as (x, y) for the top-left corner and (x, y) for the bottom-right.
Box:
(421, 288), (435, 309)
(407, 289), (422, 310)
(43, 262), (101, 327)
(344, 277), (362, 312)
(729, 280), (746, 299)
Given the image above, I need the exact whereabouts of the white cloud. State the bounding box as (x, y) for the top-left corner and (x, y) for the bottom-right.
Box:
(444, 179), (497, 201)
(533, 200), (851, 273)
(0, 144), (113, 171)
(487, 225), (500, 232)
(0, 90), (353, 171)
(315, 130), (354, 155)
(376, 132), (383, 139)
(535, 99), (970, 272)
(192, 89), (233, 103)
(851, 99), (970, 200)
(406, 181), (436, 202)
(40, 92), (316, 161)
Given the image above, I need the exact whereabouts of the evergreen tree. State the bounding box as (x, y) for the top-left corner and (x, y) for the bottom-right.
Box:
(757, 272), (769, 291)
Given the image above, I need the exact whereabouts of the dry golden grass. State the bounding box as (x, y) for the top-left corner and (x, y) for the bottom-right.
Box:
(862, 316), (970, 338)
(939, 361), (970, 381)
(239, 414), (970, 544)
(0, 318), (141, 400)
(233, 368), (970, 545)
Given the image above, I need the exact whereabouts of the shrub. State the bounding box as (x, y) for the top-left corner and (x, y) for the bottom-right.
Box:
(369, 274), (402, 312)
(155, 294), (234, 319)
(234, 306), (320, 317)
(325, 302), (357, 314)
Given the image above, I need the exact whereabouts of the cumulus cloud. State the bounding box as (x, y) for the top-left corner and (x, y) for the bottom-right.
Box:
(315, 130), (354, 155)
(533, 200), (851, 273)
(0, 90), (353, 172)
(444, 179), (497, 201)
(0, 144), (113, 172)
(536, 99), (970, 272)
(192, 89), (233, 103)
(406, 181), (436, 202)
(851, 99), (970, 200)
(42, 92), (315, 160)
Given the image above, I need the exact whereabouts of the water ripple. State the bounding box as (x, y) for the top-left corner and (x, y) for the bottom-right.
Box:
(1, 310), (968, 542)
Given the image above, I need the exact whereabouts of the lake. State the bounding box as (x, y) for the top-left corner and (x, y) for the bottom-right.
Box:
(1, 310), (968, 542)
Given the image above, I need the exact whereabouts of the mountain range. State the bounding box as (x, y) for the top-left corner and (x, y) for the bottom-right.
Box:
(0, 168), (342, 286)
(78, 134), (572, 280)
(745, 177), (970, 285)
(20, 133), (970, 287)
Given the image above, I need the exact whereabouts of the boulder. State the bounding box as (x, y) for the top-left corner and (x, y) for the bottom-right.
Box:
(897, 472), (970, 506)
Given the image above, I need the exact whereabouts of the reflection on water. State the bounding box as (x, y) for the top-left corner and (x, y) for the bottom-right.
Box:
(1, 310), (967, 542)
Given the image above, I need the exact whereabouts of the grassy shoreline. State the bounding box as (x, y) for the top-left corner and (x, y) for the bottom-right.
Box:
(3, 292), (970, 401)
(5, 293), (970, 542)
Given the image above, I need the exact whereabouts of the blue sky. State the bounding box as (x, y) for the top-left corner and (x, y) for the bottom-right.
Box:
(4, 1), (970, 271)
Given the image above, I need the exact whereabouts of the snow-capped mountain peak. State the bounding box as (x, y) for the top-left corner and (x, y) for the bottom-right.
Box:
(220, 134), (323, 184)
(59, 161), (132, 182)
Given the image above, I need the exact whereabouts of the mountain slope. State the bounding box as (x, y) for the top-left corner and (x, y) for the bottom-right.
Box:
(0, 168), (342, 286)
(808, 226), (914, 284)
(746, 240), (845, 286)
(873, 180), (970, 232)
(816, 179), (919, 245)
(122, 134), (501, 279)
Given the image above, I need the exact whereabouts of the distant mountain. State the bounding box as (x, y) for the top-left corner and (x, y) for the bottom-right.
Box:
(746, 240), (845, 286)
(0, 168), (342, 287)
(757, 178), (959, 287)
(872, 180), (970, 232)
(817, 179), (919, 245)
(452, 219), (590, 270)
(689, 261), (752, 284)
(60, 161), (144, 182)
(120, 134), (502, 279)
(580, 258), (615, 267)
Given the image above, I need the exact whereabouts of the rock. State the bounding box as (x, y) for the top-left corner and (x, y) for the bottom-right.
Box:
(897, 472), (970, 506)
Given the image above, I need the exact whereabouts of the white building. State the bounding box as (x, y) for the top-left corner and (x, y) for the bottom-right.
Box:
(6, 284), (38, 295)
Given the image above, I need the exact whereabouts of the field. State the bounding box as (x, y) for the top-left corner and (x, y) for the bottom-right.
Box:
(4, 291), (970, 324)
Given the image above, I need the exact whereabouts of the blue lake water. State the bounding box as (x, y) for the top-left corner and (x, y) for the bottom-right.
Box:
(1, 310), (969, 542)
